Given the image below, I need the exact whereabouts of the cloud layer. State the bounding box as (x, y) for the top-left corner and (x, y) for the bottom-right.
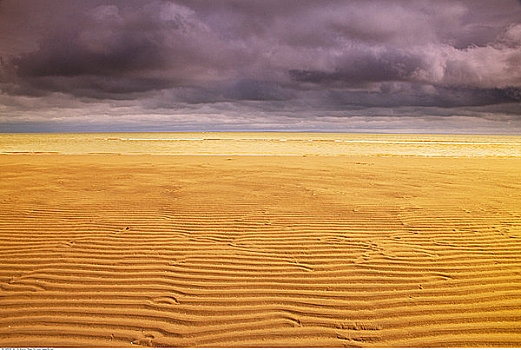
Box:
(1, 0), (520, 132)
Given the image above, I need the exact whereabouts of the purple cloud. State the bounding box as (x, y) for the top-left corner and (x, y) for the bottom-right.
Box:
(0, 0), (520, 132)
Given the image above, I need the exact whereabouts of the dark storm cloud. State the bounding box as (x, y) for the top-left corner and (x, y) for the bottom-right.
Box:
(289, 48), (428, 86)
(0, 0), (520, 132)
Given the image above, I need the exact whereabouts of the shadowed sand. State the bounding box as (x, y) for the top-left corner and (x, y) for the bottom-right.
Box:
(0, 154), (521, 347)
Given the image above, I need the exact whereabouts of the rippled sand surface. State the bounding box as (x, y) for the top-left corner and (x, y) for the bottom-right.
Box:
(1, 134), (521, 347)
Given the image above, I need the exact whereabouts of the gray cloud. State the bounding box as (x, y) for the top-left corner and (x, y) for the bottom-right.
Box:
(1, 0), (520, 132)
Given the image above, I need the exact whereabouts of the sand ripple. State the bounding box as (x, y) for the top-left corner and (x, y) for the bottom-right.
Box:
(0, 155), (520, 347)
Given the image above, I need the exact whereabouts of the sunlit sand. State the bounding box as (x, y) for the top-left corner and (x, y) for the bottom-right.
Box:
(1, 133), (521, 347)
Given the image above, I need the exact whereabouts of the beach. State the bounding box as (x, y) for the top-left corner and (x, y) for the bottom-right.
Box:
(1, 134), (521, 347)
(3, 0), (521, 345)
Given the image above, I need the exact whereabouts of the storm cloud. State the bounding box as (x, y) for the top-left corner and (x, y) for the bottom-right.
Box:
(1, 0), (520, 132)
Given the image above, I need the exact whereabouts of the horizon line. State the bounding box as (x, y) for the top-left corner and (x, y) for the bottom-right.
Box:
(1, 130), (521, 136)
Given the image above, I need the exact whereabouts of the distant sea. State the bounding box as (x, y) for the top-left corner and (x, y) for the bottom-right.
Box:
(1, 132), (521, 158)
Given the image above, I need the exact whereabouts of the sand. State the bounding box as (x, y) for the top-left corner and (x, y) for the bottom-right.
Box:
(0, 154), (520, 347)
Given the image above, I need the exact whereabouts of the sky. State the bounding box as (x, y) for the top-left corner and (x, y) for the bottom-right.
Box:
(1, 0), (521, 133)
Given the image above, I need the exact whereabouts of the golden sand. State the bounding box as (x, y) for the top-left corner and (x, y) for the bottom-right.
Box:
(1, 154), (521, 347)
